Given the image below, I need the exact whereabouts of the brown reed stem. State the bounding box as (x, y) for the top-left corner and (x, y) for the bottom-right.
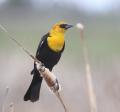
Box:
(9, 102), (14, 112)
(78, 24), (98, 112)
(37, 65), (69, 112)
(55, 92), (68, 112)
(2, 87), (9, 112)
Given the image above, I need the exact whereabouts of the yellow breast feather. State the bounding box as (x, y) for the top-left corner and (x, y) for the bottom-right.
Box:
(47, 33), (64, 52)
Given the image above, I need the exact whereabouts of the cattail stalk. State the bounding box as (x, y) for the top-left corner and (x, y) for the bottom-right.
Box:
(2, 87), (9, 112)
(36, 62), (68, 112)
(76, 23), (97, 112)
(9, 103), (14, 112)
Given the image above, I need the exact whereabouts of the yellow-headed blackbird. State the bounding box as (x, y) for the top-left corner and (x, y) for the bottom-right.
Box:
(24, 21), (73, 102)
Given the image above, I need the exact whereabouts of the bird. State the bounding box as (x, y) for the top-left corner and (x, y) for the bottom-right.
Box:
(24, 21), (73, 102)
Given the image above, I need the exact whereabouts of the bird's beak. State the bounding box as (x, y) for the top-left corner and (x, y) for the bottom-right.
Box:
(65, 24), (73, 29)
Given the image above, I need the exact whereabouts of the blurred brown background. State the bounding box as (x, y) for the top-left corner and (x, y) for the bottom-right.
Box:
(0, 0), (120, 112)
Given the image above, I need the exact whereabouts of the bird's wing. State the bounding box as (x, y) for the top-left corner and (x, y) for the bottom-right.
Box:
(31, 33), (49, 75)
(36, 33), (49, 57)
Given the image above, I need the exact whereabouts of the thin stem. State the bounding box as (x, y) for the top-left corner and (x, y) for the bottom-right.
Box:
(2, 87), (9, 112)
(79, 26), (98, 112)
(55, 92), (68, 112)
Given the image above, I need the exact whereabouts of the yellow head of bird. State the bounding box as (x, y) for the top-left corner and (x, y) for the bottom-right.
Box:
(50, 21), (73, 34)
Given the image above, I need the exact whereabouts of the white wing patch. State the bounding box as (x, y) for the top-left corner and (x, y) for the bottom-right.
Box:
(40, 40), (44, 47)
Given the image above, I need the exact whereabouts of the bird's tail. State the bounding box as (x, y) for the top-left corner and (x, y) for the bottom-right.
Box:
(24, 69), (43, 102)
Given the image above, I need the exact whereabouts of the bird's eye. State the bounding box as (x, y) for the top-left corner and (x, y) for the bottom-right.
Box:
(60, 24), (67, 28)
